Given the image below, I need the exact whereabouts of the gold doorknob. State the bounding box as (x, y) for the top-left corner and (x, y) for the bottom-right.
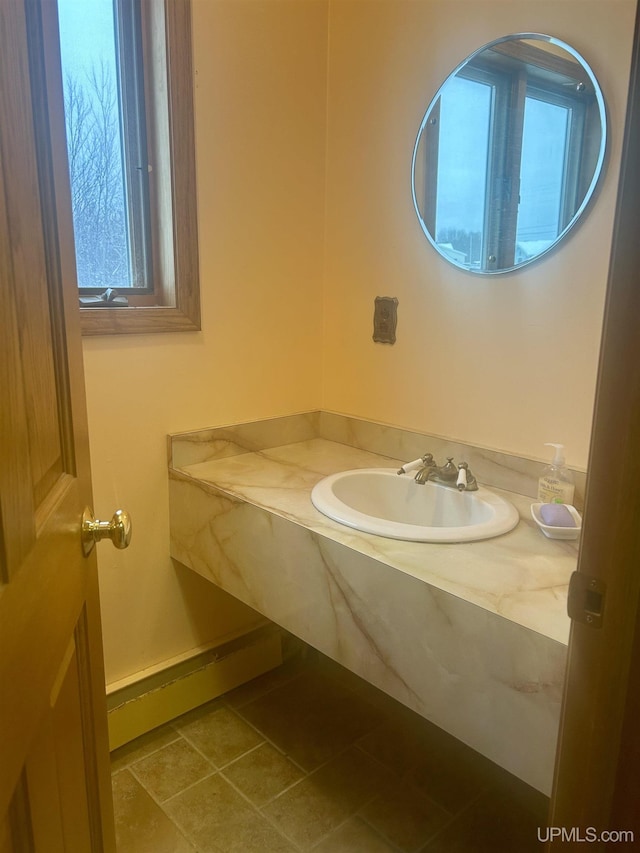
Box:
(82, 508), (132, 557)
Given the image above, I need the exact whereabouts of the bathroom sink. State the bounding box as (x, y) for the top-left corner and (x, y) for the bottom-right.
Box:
(311, 468), (519, 543)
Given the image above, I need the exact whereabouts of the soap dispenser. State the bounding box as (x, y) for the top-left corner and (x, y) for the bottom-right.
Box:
(537, 443), (575, 504)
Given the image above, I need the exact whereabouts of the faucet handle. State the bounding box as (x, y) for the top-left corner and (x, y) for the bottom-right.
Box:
(456, 461), (478, 491)
(397, 455), (426, 475)
(397, 453), (433, 475)
(441, 457), (457, 475)
(456, 463), (468, 491)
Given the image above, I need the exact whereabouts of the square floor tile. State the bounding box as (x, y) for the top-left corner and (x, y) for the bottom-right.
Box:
(110, 724), (181, 774)
(360, 779), (451, 852)
(204, 811), (298, 853)
(222, 742), (303, 805)
(420, 787), (543, 852)
(112, 770), (196, 853)
(309, 747), (390, 813)
(224, 657), (307, 709)
(312, 816), (399, 852)
(262, 747), (388, 849)
(359, 716), (492, 813)
(164, 773), (274, 852)
(262, 774), (350, 849)
(177, 705), (263, 767)
(131, 738), (215, 802)
(237, 670), (386, 771)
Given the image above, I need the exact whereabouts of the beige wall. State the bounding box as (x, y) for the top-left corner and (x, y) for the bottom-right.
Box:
(323, 0), (635, 468)
(83, 0), (328, 686)
(83, 0), (636, 687)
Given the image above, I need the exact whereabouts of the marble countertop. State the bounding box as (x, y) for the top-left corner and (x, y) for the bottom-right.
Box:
(173, 438), (578, 646)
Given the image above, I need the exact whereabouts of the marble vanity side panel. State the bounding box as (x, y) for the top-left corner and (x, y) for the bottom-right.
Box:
(170, 412), (321, 469)
(169, 471), (566, 795)
(318, 411), (586, 506)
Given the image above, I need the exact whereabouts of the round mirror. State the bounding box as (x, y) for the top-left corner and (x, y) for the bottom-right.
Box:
(411, 34), (607, 274)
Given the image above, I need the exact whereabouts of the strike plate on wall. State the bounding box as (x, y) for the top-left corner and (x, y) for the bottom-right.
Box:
(373, 296), (398, 344)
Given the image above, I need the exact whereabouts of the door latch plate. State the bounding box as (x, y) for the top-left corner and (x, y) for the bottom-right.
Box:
(567, 571), (605, 628)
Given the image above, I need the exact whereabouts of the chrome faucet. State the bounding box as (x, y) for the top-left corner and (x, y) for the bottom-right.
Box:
(397, 454), (478, 491)
(415, 456), (457, 486)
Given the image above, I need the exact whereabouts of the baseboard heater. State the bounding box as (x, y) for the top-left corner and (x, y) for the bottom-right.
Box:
(106, 623), (282, 751)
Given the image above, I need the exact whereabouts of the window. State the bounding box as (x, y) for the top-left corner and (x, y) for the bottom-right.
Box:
(55, 0), (200, 334)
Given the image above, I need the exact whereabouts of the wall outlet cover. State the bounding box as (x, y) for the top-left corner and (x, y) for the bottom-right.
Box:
(373, 296), (398, 344)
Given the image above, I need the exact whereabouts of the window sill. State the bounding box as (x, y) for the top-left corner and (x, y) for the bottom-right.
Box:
(80, 302), (201, 336)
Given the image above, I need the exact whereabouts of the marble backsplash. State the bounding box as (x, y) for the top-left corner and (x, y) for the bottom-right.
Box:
(169, 410), (586, 507)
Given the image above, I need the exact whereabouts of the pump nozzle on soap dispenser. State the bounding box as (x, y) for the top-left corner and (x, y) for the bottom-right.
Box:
(538, 443), (575, 504)
(545, 443), (566, 466)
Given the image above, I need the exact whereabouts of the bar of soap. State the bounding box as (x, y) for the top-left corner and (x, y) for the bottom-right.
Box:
(540, 503), (576, 528)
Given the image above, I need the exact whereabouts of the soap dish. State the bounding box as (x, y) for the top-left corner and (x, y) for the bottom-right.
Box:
(531, 503), (582, 540)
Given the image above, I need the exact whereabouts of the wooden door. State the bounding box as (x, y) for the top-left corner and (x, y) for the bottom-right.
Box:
(548, 1), (640, 843)
(0, 1), (115, 850)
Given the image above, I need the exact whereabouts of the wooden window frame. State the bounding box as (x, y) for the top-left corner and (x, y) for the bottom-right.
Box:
(67, 0), (201, 335)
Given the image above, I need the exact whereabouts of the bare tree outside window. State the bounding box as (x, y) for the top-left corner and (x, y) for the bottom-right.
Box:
(63, 62), (129, 290)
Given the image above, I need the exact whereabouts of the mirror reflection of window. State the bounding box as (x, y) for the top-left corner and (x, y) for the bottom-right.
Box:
(412, 35), (607, 274)
(436, 77), (493, 269)
(517, 97), (570, 260)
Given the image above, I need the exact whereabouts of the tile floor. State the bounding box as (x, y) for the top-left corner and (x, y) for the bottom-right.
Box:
(111, 647), (548, 852)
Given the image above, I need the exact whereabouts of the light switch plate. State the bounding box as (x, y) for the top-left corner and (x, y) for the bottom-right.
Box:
(373, 296), (398, 344)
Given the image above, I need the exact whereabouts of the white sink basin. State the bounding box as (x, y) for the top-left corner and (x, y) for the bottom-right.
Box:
(311, 468), (519, 543)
